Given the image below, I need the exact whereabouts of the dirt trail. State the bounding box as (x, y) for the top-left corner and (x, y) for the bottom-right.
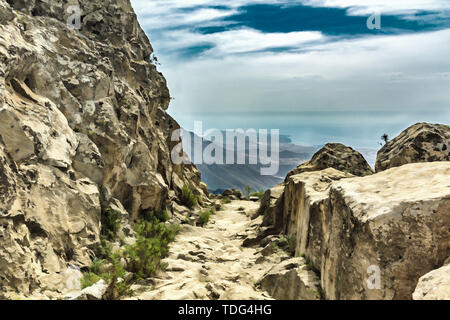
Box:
(130, 200), (287, 300)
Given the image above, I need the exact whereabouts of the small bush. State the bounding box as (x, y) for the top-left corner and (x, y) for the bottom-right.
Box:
(81, 272), (101, 289)
(82, 218), (180, 299)
(180, 185), (198, 209)
(238, 206), (245, 211)
(101, 207), (121, 241)
(90, 258), (105, 274)
(198, 209), (212, 227)
(123, 218), (179, 279)
(279, 235), (296, 255)
(249, 191), (265, 199)
(155, 210), (170, 222)
(143, 210), (170, 223)
(306, 261), (315, 271)
(221, 197), (231, 204)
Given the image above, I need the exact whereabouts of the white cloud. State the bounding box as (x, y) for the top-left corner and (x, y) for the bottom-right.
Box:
(161, 28), (450, 116)
(137, 7), (238, 29)
(129, 0), (450, 126)
(159, 28), (324, 55)
(301, 0), (450, 15)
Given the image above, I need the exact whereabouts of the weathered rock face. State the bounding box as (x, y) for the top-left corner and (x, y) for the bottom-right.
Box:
(0, 0), (206, 297)
(323, 162), (450, 300)
(287, 143), (373, 179)
(413, 259), (450, 300)
(283, 169), (353, 270)
(265, 160), (449, 300)
(376, 122), (450, 172)
(255, 183), (284, 225)
(258, 257), (321, 300)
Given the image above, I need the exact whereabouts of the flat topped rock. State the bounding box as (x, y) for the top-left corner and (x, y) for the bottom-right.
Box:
(376, 122), (450, 172)
(332, 161), (450, 223)
(289, 167), (353, 202)
(287, 143), (373, 179)
(324, 161), (450, 300)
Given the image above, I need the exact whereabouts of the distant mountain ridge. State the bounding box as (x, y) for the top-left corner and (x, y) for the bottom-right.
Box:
(182, 130), (378, 193)
(182, 130), (315, 192)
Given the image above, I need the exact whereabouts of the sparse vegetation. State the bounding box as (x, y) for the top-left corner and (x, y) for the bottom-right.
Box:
(279, 234), (296, 255)
(82, 213), (180, 299)
(249, 191), (265, 199)
(143, 209), (169, 223)
(305, 261), (315, 271)
(238, 206), (245, 211)
(81, 272), (102, 289)
(123, 217), (179, 280)
(180, 185), (198, 209)
(381, 133), (389, 145)
(221, 196), (231, 204)
(101, 206), (121, 241)
(198, 209), (213, 227)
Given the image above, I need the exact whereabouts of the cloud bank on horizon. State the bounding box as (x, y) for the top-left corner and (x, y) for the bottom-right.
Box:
(130, 0), (450, 119)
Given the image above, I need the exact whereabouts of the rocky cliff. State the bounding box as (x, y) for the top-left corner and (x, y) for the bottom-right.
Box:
(250, 123), (450, 300)
(0, 0), (207, 298)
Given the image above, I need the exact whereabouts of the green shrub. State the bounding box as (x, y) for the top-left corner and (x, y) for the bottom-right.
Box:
(180, 185), (198, 209)
(81, 272), (102, 289)
(83, 217), (180, 299)
(198, 209), (212, 227)
(143, 210), (170, 223)
(306, 261), (315, 271)
(249, 191), (265, 199)
(101, 207), (121, 241)
(155, 210), (170, 222)
(238, 206), (245, 211)
(90, 258), (105, 274)
(221, 197), (231, 204)
(279, 234), (296, 255)
(123, 218), (179, 279)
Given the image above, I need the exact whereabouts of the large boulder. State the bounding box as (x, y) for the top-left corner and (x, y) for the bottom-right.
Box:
(323, 162), (450, 300)
(413, 260), (450, 300)
(287, 143), (373, 179)
(376, 122), (450, 172)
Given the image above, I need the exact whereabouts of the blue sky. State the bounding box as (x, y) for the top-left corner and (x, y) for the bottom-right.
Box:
(131, 0), (450, 147)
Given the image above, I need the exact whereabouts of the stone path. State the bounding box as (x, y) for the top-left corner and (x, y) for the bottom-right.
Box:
(129, 200), (288, 300)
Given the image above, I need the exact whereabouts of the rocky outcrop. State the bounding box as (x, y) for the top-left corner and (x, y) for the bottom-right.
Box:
(255, 183), (284, 225)
(258, 257), (321, 300)
(323, 162), (449, 299)
(413, 259), (450, 300)
(283, 169), (353, 269)
(222, 188), (243, 200)
(286, 143), (373, 179)
(376, 123), (450, 172)
(0, 0), (207, 298)
(259, 160), (449, 300)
